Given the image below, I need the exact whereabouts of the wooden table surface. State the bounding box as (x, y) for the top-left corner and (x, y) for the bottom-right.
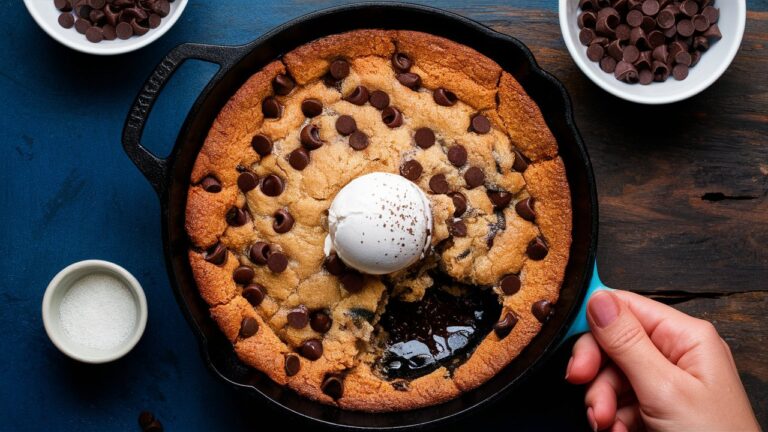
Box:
(1, 1), (765, 431)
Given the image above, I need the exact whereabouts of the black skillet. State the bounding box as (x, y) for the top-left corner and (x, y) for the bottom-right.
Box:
(122, 3), (608, 430)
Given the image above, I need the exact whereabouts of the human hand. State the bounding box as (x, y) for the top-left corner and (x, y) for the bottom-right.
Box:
(565, 290), (760, 432)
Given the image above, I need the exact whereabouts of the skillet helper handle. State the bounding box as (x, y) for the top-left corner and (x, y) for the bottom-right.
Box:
(122, 43), (247, 196)
(564, 262), (613, 340)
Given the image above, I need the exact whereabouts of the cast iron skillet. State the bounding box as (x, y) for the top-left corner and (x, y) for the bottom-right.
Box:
(122, 3), (600, 430)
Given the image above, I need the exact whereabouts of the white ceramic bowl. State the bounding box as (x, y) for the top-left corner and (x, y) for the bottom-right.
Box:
(24, 0), (188, 55)
(559, 0), (745, 104)
(42, 260), (148, 363)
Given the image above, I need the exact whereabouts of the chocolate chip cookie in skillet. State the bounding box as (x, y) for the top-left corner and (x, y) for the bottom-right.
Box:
(184, 29), (572, 412)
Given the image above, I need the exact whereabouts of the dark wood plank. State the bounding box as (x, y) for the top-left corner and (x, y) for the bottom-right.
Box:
(477, 10), (768, 294)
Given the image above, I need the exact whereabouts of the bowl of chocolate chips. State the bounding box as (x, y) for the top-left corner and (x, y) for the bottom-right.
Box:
(560, 0), (745, 104)
(25, 0), (187, 55)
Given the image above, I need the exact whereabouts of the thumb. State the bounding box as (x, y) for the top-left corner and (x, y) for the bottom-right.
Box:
(587, 291), (676, 400)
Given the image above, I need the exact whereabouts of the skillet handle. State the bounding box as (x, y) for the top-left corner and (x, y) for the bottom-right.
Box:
(564, 262), (613, 340)
(122, 43), (248, 196)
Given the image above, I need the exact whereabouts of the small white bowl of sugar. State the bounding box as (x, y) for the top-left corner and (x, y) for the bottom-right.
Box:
(42, 260), (147, 363)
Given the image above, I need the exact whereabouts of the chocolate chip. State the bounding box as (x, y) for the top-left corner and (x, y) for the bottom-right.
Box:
(702, 6), (719, 24)
(203, 242), (227, 265)
(672, 63), (689, 80)
(652, 60), (670, 81)
(648, 30), (666, 48)
(329, 59), (349, 80)
(239, 317), (259, 338)
(368, 90), (390, 110)
(414, 127), (435, 149)
(237, 172), (258, 192)
(273, 209), (295, 233)
(349, 131), (369, 151)
(527, 237), (548, 260)
(323, 254), (346, 278)
(242, 284), (266, 306)
(288, 148), (310, 171)
(75, 18), (90, 34)
(500, 274), (521, 295)
(587, 43), (604, 62)
(615, 23), (631, 41)
(656, 9), (675, 29)
(233, 266), (255, 285)
(54, 0), (72, 11)
(300, 124), (323, 150)
(272, 74), (295, 96)
(301, 99), (323, 118)
(623, 45), (640, 63)
(693, 36), (709, 51)
(693, 15), (709, 32)
(340, 271), (364, 293)
(449, 192), (467, 217)
(703, 24), (721, 40)
(448, 220), (467, 237)
(515, 197), (536, 221)
(464, 167), (485, 189)
(321, 375), (343, 399)
(138, 411), (155, 429)
(493, 312), (518, 339)
(600, 56), (617, 73)
(261, 174), (285, 197)
(675, 50), (692, 66)
(578, 10), (597, 28)
(678, 19), (695, 37)
(344, 86), (369, 106)
(116, 21), (132, 39)
(200, 176), (221, 193)
(429, 174), (450, 194)
(579, 27), (596, 45)
(335, 115), (357, 136)
(267, 252), (288, 273)
(392, 52), (412, 73)
(532, 300), (554, 323)
(680, 0), (698, 17)
(226, 207), (249, 227)
(433, 88), (458, 106)
(310, 310), (332, 333)
(58, 13), (75, 28)
(262, 97), (281, 119)
(299, 339), (323, 360)
(382, 107), (403, 128)
(615, 61), (639, 83)
(400, 160), (423, 181)
(397, 72), (421, 90)
(251, 134), (273, 157)
(487, 190), (513, 209)
(626, 9), (643, 27)
(447, 145), (468, 167)
(130, 18), (149, 36)
(470, 114), (491, 134)
(249, 242), (271, 265)
(287, 305), (309, 329)
(285, 354), (301, 376)
(641, 0), (659, 16)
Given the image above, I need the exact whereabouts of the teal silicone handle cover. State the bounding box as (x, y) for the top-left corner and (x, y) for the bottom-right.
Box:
(564, 262), (612, 340)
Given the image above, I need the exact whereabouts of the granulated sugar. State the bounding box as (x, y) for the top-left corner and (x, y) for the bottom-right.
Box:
(59, 273), (137, 351)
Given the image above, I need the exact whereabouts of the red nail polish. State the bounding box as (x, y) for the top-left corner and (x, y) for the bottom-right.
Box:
(588, 291), (619, 328)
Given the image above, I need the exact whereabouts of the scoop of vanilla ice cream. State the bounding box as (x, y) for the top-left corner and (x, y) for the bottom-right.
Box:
(325, 172), (433, 275)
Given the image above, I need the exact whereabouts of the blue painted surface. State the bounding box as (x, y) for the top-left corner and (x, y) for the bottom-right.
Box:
(564, 263), (612, 341)
(2, 1), (765, 431)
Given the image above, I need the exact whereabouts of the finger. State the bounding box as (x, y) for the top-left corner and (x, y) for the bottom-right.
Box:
(610, 291), (717, 364)
(587, 291), (677, 400)
(610, 418), (629, 432)
(567, 332), (604, 384)
(615, 404), (642, 432)
(585, 364), (631, 431)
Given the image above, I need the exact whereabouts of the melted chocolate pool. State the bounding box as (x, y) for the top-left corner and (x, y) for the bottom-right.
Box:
(377, 282), (501, 380)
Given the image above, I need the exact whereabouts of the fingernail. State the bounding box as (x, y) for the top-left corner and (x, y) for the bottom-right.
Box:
(588, 291), (619, 328)
(564, 356), (574, 380)
(587, 406), (598, 432)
